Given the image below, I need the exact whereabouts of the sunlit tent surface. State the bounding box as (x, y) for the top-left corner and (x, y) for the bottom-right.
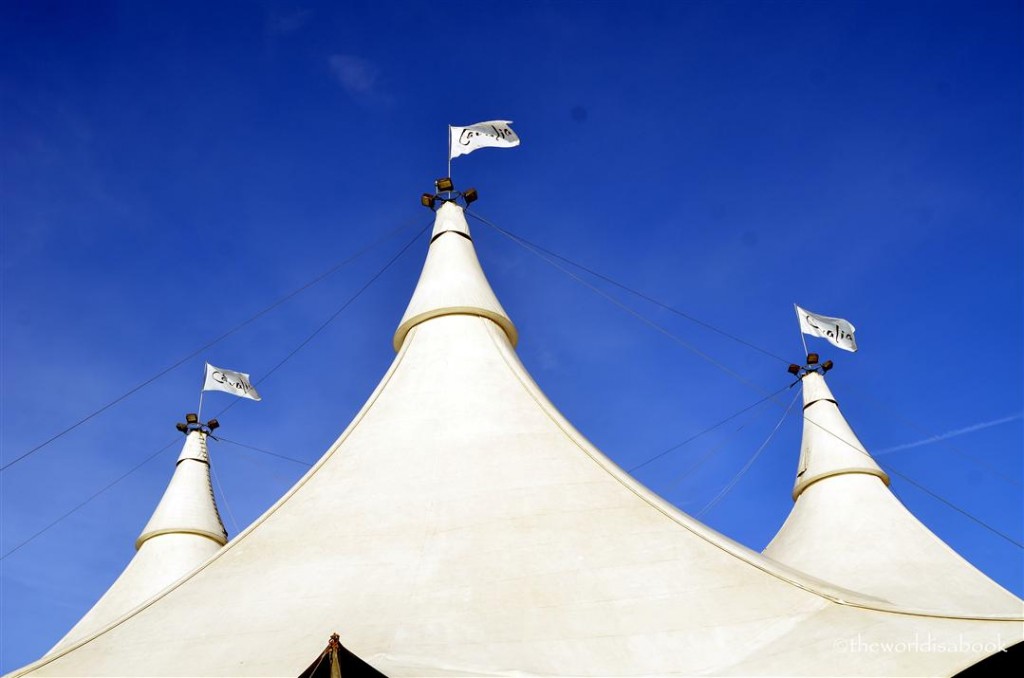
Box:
(11, 201), (1022, 677)
(764, 370), (1020, 614)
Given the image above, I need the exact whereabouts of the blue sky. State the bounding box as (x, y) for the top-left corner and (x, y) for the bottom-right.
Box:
(2, 0), (1021, 670)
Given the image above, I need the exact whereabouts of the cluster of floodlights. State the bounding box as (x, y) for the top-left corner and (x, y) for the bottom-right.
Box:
(787, 353), (834, 376)
(421, 177), (478, 210)
(175, 412), (220, 435)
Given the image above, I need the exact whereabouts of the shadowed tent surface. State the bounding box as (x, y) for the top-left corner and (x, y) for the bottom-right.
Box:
(9, 201), (1022, 677)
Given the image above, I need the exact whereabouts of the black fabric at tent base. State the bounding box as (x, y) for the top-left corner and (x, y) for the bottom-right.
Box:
(954, 641), (1022, 677)
(294, 634), (1022, 678)
(298, 633), (387, 678)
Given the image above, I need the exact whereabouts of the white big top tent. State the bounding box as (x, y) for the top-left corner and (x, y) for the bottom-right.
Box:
(10, 198), (1021, 677)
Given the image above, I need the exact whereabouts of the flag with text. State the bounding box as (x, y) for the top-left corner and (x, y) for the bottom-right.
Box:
(203, 363), (262, 401)
(449, 120), (520, 159)
(795, 306), (858, 352)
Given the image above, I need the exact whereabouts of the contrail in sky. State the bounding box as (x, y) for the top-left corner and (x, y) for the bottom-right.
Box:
(875, 413), (1023, 455)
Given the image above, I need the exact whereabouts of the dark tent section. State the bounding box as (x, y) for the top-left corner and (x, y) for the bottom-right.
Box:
(955, 641), (1022, 677)
(298, 633), (387, 678)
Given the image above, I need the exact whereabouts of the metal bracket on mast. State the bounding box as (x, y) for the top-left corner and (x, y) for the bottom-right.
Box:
(174, 412), (221, 437)
(420, 176), (479, 211)
(787, 353), (835, 381)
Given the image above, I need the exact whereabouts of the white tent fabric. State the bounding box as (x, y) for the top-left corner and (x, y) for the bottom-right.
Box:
(11, 202), (1021, 677)
(394, 202), (517, 351)
(787, 370), (888, 500)
(764, 370), (1021, 615)
(45, 430), (226, 655)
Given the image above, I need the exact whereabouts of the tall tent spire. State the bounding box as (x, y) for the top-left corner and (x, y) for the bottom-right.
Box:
(48, 428), (227, 654)
(393, 200), (516, 351)
(764, 363), (1021, 614)
(791, 368), (888, 500)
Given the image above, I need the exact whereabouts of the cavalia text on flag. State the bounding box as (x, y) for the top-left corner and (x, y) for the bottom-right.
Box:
(202, 363), (262, 401)
(449, 120), (520, 159)
(795, 305), (858, 353)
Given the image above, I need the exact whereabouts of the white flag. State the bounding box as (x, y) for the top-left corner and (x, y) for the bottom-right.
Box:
(795, 305), (858, 352)
(449, 120), (520, 159)
(203, 363), (262, 401)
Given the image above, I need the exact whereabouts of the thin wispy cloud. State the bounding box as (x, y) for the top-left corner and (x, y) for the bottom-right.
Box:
(329, 54), (379, 97)
(268, 9), (313, 35)
(875, 413), (1023, 455)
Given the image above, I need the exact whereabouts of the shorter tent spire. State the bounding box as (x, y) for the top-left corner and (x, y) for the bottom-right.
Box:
(394, 185), (516, 351)
(136, 427), (227, 548)
(789, 356), (887, 499)
(48, 418), (227, 653)
(765, 359), (1022, 615)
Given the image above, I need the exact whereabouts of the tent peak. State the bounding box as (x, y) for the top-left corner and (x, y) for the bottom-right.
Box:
(136, 428), (227, 550)
(175, 427), (211, 464)
(393, 192), (516, 351)
(430, 199), (474, 241)
(791, 368), (888, 499)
